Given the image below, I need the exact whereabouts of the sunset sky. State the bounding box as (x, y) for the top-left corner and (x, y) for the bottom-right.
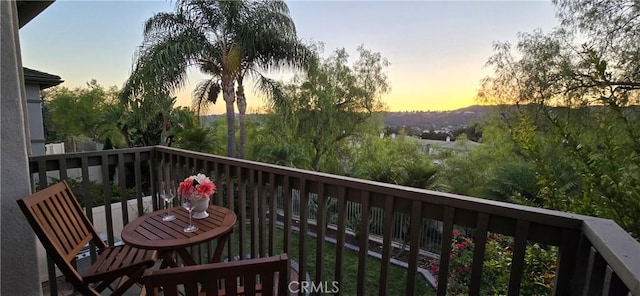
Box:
(20, 0), (559, 114)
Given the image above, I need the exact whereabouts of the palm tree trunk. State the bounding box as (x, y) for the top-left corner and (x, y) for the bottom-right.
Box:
(160, 113), (168, 146)
(223, 76), (236, 157)
(91, 129), (98, 142)
(236, 82), (247, 159)
(118, 123), (132, 148)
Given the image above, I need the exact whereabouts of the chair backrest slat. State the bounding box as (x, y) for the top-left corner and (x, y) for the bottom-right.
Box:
(53, 191), (87, 244)
(144, 254), (290, 296)
(43, 193), (93, 261)
(49, 193), (79, 248)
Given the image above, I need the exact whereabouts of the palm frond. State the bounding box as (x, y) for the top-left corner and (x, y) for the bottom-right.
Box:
(256, 37), (317, 73)
(192, 78), (222, 116)
(184, 0), (227, 31)
(197, 42), (225, 76)
(252, 73), (282, 100)
(143, 12), (188, 38)
(123, 27), (209, 103)
(254, 0), (291, 16)
(252, 72), (292, 117)
(250, 1), (296, 35)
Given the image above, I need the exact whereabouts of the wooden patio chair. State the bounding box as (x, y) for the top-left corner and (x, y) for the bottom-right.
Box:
(17, 181), (158, 296)
(143, 254), (290, 296)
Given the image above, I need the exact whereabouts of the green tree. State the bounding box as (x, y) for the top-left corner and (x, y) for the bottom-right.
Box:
(272, 45), (390, 171)
(245, 112), (309, 168)
(478, 0), (640, 237)
(352, 133), (438, 189)
(124, 0), (312, 159)
(173, 126), (217, 153)
(255, 142), (310, 169)
(439, 118), (535, 201)
(103, 92), (190, 148)
(44, 80), (122, 144)
(165, 106), (199, 147)
(42, 102), (63, 143)
(200, 115), (234, 156)
(350, 133), (439, 253)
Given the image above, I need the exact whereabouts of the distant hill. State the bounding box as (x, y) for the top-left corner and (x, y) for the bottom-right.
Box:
(200, 105), (499, 131)
(383, 105), (498, 131)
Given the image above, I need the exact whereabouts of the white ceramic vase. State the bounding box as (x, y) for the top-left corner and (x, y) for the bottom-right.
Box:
(191, 197), (210, 219)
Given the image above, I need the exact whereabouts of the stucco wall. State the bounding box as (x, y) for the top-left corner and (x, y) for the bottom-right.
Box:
(1, 1), (42, 294)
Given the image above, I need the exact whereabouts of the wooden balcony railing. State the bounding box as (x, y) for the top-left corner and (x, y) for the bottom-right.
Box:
(29, 146), (640, 296)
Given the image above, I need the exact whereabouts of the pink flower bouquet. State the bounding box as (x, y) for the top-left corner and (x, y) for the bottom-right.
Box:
(178, 173), (216, 200)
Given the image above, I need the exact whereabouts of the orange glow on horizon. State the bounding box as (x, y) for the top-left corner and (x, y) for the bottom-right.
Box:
(382, 89), (480, 112)
(174, 88), (482, 115)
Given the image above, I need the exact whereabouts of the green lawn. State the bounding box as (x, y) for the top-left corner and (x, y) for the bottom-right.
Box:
(225, 225), (435, 296)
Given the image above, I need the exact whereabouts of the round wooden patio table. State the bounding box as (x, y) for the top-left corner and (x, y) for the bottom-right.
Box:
(121, 205), (236, 268)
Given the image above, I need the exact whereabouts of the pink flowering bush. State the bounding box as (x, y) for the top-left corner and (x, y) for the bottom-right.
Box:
(428, 230), (557, 295)
(178, 173), (216, 200)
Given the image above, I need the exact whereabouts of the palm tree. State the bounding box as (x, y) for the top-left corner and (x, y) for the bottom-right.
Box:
(231, 0), (313, 158)
(165, 106), (199, 147)
(123, 0), (312, 158)
(174, 126), (217, 153)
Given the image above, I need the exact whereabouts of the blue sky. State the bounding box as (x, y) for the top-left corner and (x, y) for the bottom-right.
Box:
(20, 0), (560, 114)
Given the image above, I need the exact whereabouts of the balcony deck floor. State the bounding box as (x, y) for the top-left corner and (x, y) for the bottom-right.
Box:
(41, 277), (143, 296)
(41, 262), (299, 295)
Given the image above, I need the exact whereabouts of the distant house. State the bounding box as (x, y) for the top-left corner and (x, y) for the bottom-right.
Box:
(23, 67), (63, 156)
(412, 137), (479, 158)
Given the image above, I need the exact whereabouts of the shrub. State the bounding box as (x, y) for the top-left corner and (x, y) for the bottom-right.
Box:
(429, 230), (557, 295)
(49, 177), (138, 208)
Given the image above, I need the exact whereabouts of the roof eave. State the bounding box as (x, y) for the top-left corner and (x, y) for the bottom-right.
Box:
(23, 67), (64, 89)
(17, 1), (55, 29)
